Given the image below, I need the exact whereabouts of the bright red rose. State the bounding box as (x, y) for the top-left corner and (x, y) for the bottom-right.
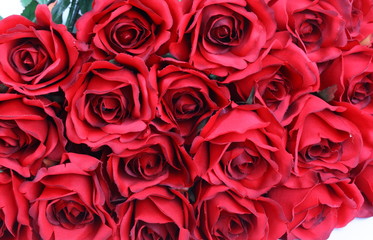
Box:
(153, 62), (230, 143)
(224, 33), (319, 121)
(65, 54), (157, 154)
(77, 0), (175, 60)
(170, 0), (276, 77)
(191, 104), (292, 198)
(107, 130), (196, 197)
(20, 153), (115, 240)
(270, 0), (348, 62)
(269, 180), (364, 240)
(355, 160), (373, 217)
(0, 94), (66, 177)
(115, 186), (196, 240)
(0, 5), (82, 95)
(194, 183), (287, 240)
(284, 95), (365, 187)
(0, 170), (32, 240)
(321, 45), (373, 114)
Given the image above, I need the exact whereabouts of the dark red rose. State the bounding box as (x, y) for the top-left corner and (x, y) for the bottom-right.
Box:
(65, 54), (157, 154)
(107, 130), (196, 197)
(0, 170), (32, 240)
(224, 33), (319, 121)
(20, 153), (115, 240)
(284, 95), (365, 187)
(191, 104), (292, 198)
(0, 94), (66, 177)
(153, 62), (230, 143)
(269, 180), (364, 240)
(194, 183), (287, 240)
(321, 45), (373, 114)
(170, 0), (276, 77)
(0, 5), (82, 95)
(270, 0), (348, 61)
(77, 0), (175, 60)
(115, 186), (196, 240)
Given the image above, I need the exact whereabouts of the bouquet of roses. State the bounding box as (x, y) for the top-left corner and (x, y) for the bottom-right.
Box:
(1, 0), (373, 239)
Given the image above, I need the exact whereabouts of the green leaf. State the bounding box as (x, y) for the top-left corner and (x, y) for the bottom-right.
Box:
(51, 0), (71, 24)
(315, 85), (338, 102)
(246, 87), (256, 104)
(36, 0), (49, 4)
(21, 0), (32, 7)
(78, 0), (93, 14)
(21, 0), (38, 21)
(0, 16), (3, 20)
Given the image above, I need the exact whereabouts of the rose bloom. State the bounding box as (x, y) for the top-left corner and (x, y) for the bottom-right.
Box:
(269, 180), (364, 240)
(321, 45), (373, 114)
(224, 33), (319, 121)
(153, 62), (230, 143)
(115, 186), (196, 240)
(0, 170), (32, 240)
(0, 94), (66, 177)
(194, 183), (287, 240)
(270, 0), (348, 62)
(20, 153), (115, 240)
(77, 0), (176, 60)
(0, 5), (81, 95)
(65, 54), (157, 154)
(191, 104), (292, 198)
(355, 160), (373, 217)
(170, 0), (276, 77)
(107, 130), (196, 197)
(284, 95), (366, 187)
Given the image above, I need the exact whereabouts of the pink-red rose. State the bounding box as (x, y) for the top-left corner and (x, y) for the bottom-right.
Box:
(269, 180), (364, 240)
(191, 104), (292, 198)
(65, 54), (157, 154)
(0, 5), (81, 95)
(194, 183), (287, 240)
(115, 186), (196, 240)
(0, 94), (65, 177)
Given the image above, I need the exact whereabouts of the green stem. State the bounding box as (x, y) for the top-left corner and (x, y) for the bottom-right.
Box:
(66, 0), (79, 32)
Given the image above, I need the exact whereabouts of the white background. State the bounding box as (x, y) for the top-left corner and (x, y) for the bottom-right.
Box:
(1, 1), (373, 239)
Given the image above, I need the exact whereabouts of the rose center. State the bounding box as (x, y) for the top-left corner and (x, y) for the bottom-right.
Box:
(116, 26), (138, 45)
(351, 77), (373, 107)
(125, 153), (166, 180)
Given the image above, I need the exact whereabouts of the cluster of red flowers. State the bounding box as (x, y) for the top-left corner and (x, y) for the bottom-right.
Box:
(0, 0), (373, 239)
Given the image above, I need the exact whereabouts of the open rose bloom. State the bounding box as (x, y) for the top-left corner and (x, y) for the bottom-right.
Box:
(1, 0), (373, 239)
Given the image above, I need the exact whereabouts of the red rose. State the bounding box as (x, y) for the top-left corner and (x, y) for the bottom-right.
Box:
(284, 95), (365, 187)
(107, 130), (196, 197)
(115, 186), (196, 240)
(270, 0), (347, 61)
(65, 54), (157, 154)
(153, 62), (230, 143)
(0, 94), (66, 177)
(77, 0), (175, 60)
(194, 183), (287, 240)
(224, 33), (319, 121)
(269, 180), (364, 240)
(191, 104), (292, 198)
(0, 170), (32, 240)
(170, 0), (276, 77)
(0, 5), (82, 95)
(355, 160), (373, 217)
(20, 153), (115, 240)
(321, 45), (373, 114)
